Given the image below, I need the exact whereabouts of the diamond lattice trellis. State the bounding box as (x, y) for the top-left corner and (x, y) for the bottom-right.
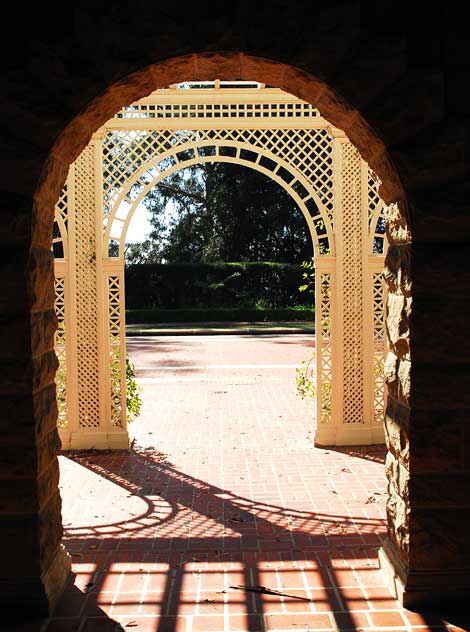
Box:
(341, 143), (363, 424)
(108, 275), (123, 427)
(51, 86), (388, 449)
(75, 146), (101, 429)
(368, 168), (386, 255)
(102, 127), (334, 222)
(54, 276), (67, 428)
(52, 185), (68, 259)
(318, 273), (333, 425)
(372, 272), (386, 423)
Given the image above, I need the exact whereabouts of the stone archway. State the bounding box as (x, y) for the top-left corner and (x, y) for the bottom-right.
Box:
(3, 27), (469, 616)
(32, 53), (411, 611)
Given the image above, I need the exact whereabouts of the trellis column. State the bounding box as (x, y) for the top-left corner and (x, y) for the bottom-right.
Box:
(314, 132), (385, 445)
(58, 135), (129, 450)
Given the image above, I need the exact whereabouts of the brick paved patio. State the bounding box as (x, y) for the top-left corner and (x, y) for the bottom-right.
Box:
(26, 336), (468, 631)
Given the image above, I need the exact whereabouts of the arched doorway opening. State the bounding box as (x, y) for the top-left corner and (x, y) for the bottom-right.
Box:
(48, 77), (399, 627)
(16, 51), (449, 619)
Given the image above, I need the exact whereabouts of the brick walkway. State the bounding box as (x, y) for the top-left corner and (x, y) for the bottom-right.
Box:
(30, 336), (467, 631)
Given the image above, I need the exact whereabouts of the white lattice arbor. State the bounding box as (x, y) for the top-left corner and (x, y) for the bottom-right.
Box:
(53, 83), (387, 450)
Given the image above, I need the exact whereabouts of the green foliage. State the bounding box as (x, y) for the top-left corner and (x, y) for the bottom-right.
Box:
(127, 162), (314, 264)
(125, 239), (163, 265)
(295, 354), (316, 400)
(125, 354), (142, 423)
(299, 259), (315, 295)
(125, 262), (313, 310)
(296, 259), (317, 401)
(55, 323), (67, 429)
(126, 307), (314, 324)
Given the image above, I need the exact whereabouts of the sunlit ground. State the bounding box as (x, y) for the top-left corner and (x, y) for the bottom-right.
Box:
(43, 335), (464, 631)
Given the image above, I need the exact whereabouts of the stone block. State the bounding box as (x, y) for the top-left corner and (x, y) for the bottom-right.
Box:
(34, 155), (69, 212)
(409, 508), (470, 569)
(384, 244), (412, 297)
(0, 313), (32, 361)
(386, 293), (410, 360)
(31, 351), (59, 394)
(346, 116), (386, 164)
(368, 151), (404, 205)
(384, 395), (410, 466)
(362, 70), (445, 148)
(51, 115), (92, 167)
(385, 484), (410, 563)
(242, 55), (287, 88)
(385, 199), (411, 244)
(196, 52), (243, 82)
(0, 441), (37, 479)
(0, 256), (30, 315)
(0, 514), (41, 575)
(386, 451), (410, 502)
(411, 243), (470, 298)
(0, 385), (58, 445)
(31, 197), (56, 249)
(0, 191), (34, 245)
(333, 35), (406, 110)
(411, 364), (470, 410)
(30, 310), (57, 359)
(390, 121), (467, 193)
(0, 460), (59, 514)
(409, 181), (470, 243)
(282, 66), (326, 109)
(38, 491), (64, 570)
(411, 296), (470, 364)
(27, 248), (55, 313)
(0, 350), (57, 396)
(410, 472), (470, 507)
(410, 409), (465, 472)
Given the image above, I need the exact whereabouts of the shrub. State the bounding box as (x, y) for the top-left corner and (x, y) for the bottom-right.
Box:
(125, 354), (142, 422)
(125, 262), (313, 310)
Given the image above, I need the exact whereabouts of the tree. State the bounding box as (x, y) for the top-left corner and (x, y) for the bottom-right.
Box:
(124, 239), (162, 265)
(130, 162), (313, 264)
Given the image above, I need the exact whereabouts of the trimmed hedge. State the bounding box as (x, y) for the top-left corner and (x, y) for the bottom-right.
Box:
(125, 262), (313, 310)
(126, 307), (314, 324)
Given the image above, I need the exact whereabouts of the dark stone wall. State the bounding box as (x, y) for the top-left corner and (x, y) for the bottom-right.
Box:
(1, 2), (469, 614)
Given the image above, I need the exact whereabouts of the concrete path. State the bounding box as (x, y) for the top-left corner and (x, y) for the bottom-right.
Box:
(126, 322), (314, 336)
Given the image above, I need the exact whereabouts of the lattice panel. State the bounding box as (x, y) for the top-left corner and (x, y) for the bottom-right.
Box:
(372, 273), (386, 423)
(367, 169), (381, 226)
(115, 99), (320, 120)
(74, 146), (101, 428)
(53, 184), (68, 258)
(318, 273), (332, 425)
(108, 275), (123, 427)
(54, 276), (68, 428)
(341, 144), (363, 424)
(367, 169), (386, 255)
(102, 127), (333, 221)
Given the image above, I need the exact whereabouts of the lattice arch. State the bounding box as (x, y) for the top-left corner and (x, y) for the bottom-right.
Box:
(367, 168), (387, 256)
(53, 84), (387, 450)
(103, 141), (334, 258)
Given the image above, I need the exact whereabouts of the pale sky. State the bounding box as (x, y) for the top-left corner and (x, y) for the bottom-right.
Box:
(125, 198), (180, 244)
(125, 201), (153, 243)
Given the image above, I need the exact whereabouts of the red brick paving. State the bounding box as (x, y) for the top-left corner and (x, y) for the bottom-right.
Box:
(20, 335), (469, 631)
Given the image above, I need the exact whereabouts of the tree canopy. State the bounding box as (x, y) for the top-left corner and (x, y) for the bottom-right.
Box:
(125, 162), (313, 264)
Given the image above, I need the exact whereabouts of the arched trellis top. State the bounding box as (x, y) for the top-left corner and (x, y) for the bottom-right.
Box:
(53, 85), (387, 259)
(103, 140), (333, 258)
